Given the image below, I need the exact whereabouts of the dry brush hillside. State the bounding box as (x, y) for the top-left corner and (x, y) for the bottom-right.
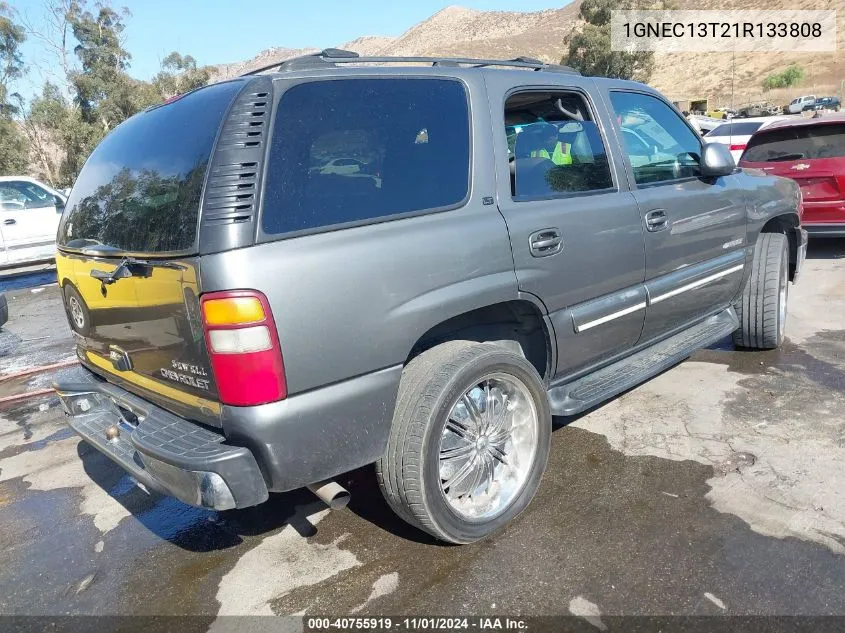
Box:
(215, 1), (844, 107)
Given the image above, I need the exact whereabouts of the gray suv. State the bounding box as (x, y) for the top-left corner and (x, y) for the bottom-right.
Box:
(55, 50), (807, 543)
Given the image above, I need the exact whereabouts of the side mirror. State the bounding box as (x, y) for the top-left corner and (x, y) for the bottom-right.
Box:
(700, 142), (735, 177)
(54, 195), (66, 210)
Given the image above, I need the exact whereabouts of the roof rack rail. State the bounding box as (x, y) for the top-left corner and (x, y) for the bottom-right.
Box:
(241, 49), (581, 76)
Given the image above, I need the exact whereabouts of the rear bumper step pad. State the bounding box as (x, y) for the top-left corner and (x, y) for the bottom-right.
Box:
(54, 365), (268, 510)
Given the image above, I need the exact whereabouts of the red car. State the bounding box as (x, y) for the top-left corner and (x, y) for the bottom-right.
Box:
(739, 114), (845, 237)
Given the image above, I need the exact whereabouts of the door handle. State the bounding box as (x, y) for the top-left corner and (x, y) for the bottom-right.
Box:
(3, 219), (15, 225)
(644, 209), (668, 232)
(529, 228), (563, 257)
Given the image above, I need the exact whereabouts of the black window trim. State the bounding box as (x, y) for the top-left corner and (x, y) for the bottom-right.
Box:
(609, 88), (706, 190)
(255, 74), (474, 244)
(503, 85), (619, 203)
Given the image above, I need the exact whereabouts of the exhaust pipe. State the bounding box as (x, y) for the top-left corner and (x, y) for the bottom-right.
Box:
(307, 479), (350, 510)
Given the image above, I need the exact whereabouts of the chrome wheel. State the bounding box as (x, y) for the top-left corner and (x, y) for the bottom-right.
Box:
(68, 296), (86, 330)
(438, 372), (539, 521)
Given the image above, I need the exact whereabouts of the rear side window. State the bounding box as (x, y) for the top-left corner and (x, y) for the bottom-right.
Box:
(59, 80), (243, 254)
(742, 124), (845, 162)
(709, 122), (763, 137)
(262, 78), (470, 236)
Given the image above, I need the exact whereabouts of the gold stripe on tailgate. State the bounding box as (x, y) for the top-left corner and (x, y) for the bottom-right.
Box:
(86, 351), (222, 415)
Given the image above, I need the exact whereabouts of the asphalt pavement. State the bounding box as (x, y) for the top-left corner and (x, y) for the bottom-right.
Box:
(0, 241), (843, 627)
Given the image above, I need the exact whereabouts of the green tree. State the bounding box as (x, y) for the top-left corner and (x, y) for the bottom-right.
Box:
(15, 0), (212, 185)
(154, 51), (211, 100)
(762, 65), (805, 92)
(18, 82), (72, 185)
(0, 1), (28, 174)
(562, 0), (669, 82)
(68, 4), (134, 128)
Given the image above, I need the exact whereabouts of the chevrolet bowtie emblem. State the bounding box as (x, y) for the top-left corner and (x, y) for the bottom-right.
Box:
(791, 163), (810, 171)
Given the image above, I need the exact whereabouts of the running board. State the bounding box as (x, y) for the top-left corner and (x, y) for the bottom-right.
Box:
(548, 308), (739, 416)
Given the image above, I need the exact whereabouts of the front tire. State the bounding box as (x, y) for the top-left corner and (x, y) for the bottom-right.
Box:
(377, 341), (551, 544)
(733, 233), (789, 349)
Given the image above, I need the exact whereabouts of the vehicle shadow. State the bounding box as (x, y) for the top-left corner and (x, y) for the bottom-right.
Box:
(71, 320), (762, 551)
(77, 439), (328, 552)
(806, 237), (845, 259)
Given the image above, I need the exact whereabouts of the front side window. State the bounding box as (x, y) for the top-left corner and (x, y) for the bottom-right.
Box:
(262, 78), (470, 236)
(609, 91), (702, 185)
(505, 91), (613, 199)
(0, 181), (55, 211)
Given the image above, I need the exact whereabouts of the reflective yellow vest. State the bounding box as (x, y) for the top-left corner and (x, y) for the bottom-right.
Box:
(531, 142), (572, 165)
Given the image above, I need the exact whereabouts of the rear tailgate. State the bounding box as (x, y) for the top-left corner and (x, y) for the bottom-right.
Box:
(57, 252), (220, 422)
(56, 80), (247, 425)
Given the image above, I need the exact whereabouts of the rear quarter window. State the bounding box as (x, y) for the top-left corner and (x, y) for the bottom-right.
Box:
(743, 124), (845, 162)
(262, 78), (470, 236)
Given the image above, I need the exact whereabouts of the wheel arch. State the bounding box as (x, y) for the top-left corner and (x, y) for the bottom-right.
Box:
(760, 213), (800, 280)
(405, 299), (554, 382)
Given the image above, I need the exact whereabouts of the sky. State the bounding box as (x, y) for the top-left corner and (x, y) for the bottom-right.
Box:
(11, 0), (568, 100)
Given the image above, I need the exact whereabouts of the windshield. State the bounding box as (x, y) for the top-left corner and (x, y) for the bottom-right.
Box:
(742, 124), (845, 162)
(59, 80), (243, 254)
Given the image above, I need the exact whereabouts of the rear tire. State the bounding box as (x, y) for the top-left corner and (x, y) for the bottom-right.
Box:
(376, 341), (551, 544)
(732, 233), (789, 350)
(63, 284), (92, 336)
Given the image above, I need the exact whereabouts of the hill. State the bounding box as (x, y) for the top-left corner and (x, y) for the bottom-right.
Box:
(215, 1), (844, 108)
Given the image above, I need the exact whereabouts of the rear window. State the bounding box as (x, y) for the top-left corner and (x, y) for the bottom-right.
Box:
(262, 78), (470, 236)
(742, 124), (845, 162)
(709, 122), (763, 137)
(59, 80), (243, 254)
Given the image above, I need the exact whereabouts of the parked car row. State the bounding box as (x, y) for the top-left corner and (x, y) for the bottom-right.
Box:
(703, 116), (793, 162)
(0, 176), (66, 267)
(785, 95), (841, 114)
(716, 96), (842, 120)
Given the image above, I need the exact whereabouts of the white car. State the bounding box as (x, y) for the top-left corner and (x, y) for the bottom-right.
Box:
(787, 95), (815, 114)
(688, 115), (722, 135)
(703, 116), (794, 163)
(0, 176), (66, 267)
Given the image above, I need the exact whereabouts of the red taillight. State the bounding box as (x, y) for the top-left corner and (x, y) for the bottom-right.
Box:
(200, 290), (286, 406)
(729, 144), (746, 152)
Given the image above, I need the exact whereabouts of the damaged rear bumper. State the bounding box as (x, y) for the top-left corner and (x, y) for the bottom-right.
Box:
(54, 365), (268, 510)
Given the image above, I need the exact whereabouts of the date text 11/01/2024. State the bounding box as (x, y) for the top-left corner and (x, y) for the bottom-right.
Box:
(306, 617), (529, 631)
